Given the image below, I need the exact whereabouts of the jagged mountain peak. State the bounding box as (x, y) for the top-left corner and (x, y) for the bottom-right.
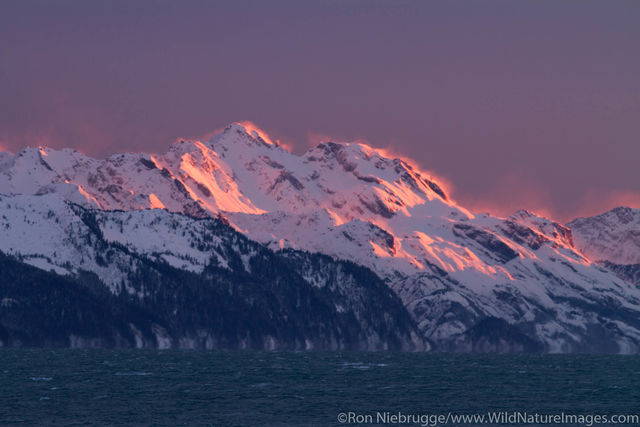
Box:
(569, 206), (640, 265)
(162, 124), (460, 222)
(577, 206), (639, 225)
(0, 123), (457, 221)
(509, 209), (574, 248)
(4, 124), (640, 352)
(205, 122), (285, 151)
(570, 206), (640, 226)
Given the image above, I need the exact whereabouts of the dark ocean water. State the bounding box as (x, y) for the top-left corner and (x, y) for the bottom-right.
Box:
(1, 350), (639, 426)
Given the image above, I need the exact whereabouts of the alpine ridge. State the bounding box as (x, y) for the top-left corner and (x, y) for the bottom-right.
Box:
(1, 122), (640, 352)
(569, 207), (640, 287)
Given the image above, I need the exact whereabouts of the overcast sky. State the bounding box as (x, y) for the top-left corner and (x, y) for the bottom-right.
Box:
(1, 0), (639, 221)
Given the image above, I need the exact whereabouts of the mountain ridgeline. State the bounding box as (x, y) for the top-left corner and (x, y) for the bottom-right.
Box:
(0, 201), (422, 350)
(1, 123), (640, 352)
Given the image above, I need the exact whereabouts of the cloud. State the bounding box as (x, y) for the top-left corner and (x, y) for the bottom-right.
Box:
(457, 175), (640, 223)
(571, 189), (640, 220)
(306, 132), (334, 150)
(0, 120), (115, 157)
(456, 170), (556, 221)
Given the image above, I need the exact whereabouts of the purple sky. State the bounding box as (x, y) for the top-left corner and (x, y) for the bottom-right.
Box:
(1, 0), (639, 222)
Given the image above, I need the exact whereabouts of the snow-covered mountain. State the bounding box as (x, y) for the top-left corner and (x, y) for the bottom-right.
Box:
(2, 122), (640, 352)
(0, 194), (421, 350)
(569, 207), (640, 286)
(569, 207), (640, 265)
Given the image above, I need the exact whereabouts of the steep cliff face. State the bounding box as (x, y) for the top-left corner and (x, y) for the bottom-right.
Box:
(1, 123), (640, 352)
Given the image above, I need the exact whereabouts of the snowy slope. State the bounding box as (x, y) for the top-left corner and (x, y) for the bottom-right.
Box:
(2, 123), (640, 352)
(0, 124), (455, 221)
(0, 194), (422, 350)
(569, 207), (640, 265)
(0, 193), (239, 286)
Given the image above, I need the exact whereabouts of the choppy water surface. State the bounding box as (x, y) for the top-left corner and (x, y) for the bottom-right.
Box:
(1, 350), (639, 426)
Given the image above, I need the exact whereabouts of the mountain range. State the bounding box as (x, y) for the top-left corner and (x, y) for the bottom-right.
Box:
(1, 123), (639, 352)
